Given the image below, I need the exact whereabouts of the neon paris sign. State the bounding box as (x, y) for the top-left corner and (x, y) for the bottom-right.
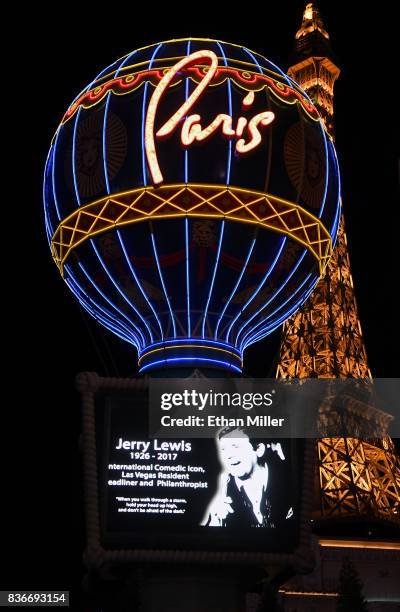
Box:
(145, 50), (275, 185)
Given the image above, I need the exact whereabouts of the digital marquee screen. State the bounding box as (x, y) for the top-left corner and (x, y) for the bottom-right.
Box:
(97, 391), (304, 553)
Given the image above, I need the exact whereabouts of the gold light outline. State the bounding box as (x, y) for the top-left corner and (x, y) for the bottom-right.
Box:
(90, 37), (290, 85)
(51, 184), (333, 277)
(92, 55), (286, 88)
(319, 539), (400, 550)
(279, 591), (338, 597)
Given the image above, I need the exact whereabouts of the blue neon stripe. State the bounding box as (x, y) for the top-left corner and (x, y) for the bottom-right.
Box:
(71, 65), (115, 206)
(185, 218), (191, 336)
(79, 299), (134, 346)
(244, 47), (291, 86)
(71, 56), (111, 206)
(184, 40), (191, 183)
(142, 44), (163, 185)
(224, 237), (286, 342)
(65, 269), (136, 343)
(331, 194), (341, 247)
(90, 61), (120, 87)
(235, 248), (307, 345)
(242, 47), (263, 74)
(65, 51), (133, 129)
(214, 237), (256, 339)
(68, 64), (107, 109)
(267, 59), (292, 85)
(90, 240), (151, 344)
(79, 300), (134, 345)
(239, 271), (313, 350)
(244, 49), (318, 128)
(151, 231), (177, 337)
(50, 132), (62, 221)
(202, 220), (225, 338)
(287, 74), (316, 108)
(216, 42), (232, 184)
(242, 46), (274, 215)
(58, 48), (152, 352)
(69, 58), (126, 107)
(81, 56), (131, 201)
(85, 307), (132, 344)
(72, 48), (160, 352)
(244, 300), (304, 349)
(66, 270), (135, 340)
(69, 53), (135, 107)
(101, 54), (160, 340)
(333, 201), (340, 236)
(43, 148), (55, 243)
(243, 276), (318, 349)
(116, 229), (164, 339)
(139, 356), (242, 374)
(333, 142), (341, 205)
(97, 50), (159, 344)
(77, 261), (145, 349)
(331, 143), (342, 247)
(266, 57), (291, 86)
(43, 192), (52, 243)
(67, 276), (140, 349)
(70, 85), (91, 105)
(114, 49), (138, 75)
(72, 106), (83, 207)
(73, 262), (143, 347)
(104, 49), (164, 341)
(84, 210), (151, 345)
(243, 278), (317, 348)
(244, 272), (318, 348)
(67, 278), (135, 347)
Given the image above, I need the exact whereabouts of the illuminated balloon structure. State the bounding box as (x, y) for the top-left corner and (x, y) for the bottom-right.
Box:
(44, 39), (340, 373)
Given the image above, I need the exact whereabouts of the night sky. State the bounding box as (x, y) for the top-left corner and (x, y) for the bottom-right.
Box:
(6, 1), (398, 603)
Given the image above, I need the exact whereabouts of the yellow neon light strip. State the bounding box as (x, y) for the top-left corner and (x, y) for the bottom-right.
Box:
(91, 37), (289, 84)
(92, 55), (287, 88)
(319, 539), (400, 550)
(279, 591), (338, 597)
(138, 344), (243, 366)
(51, 184), (332, 276)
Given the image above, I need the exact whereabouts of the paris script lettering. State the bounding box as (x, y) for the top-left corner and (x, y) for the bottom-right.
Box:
(145, 50), (275, 185)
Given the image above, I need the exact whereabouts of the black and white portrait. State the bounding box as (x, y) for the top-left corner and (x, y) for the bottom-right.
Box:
(201, 426), (294, 528)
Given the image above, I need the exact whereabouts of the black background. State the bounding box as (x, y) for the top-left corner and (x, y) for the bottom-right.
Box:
(5, 0), (398, 604)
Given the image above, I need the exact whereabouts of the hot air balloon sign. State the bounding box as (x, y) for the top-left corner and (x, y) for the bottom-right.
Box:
(44, 39), (340, 373)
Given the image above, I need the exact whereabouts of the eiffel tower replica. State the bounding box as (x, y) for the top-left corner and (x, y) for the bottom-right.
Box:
(276, 2), (400, 523)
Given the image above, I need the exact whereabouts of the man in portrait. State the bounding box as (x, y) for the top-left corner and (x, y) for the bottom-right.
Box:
(201, 426), (294, 528)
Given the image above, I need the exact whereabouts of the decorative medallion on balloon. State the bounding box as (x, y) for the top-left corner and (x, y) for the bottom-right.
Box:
(44, 39), (340, 373)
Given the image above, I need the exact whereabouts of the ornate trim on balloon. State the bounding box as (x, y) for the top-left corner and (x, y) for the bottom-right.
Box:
(61, 63), (320, 127)
(51, 184), (333, 276)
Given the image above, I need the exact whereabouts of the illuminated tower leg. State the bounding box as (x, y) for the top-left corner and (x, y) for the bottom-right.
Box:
(276, 2), (400, 522)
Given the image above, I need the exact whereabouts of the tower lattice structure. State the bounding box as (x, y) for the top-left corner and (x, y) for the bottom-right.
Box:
(276, 2), (400, 522)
